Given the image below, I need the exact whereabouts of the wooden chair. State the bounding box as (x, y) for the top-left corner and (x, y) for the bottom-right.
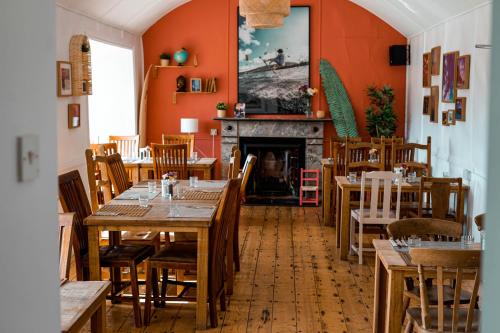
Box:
(371, 136), (404, 171)
(350, 171), (402, 264)
(404, 248), (481, 333)
(109, 135), (139, 159)
(85, 149), (111, 213)
(346, 142), (386, 175)
(474, 213), (485, 231)
(418, 177), (464, 224)
(90, 143), (118, 156)
(58, 170), (154, 327)
(144, 178), (242, 328)
(392, 136), (431, 176)
(151, 143), (188, 180)
(59, 213), (75, 281)
(162, 134), (194, 159)
(228, 148), (241, 179)
(233, 154), (257, 273)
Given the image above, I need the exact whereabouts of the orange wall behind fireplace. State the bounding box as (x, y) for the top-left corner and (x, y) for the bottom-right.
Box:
(142, 0), (407, 177)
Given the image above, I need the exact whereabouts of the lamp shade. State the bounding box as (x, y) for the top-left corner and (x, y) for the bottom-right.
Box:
(180, 118), (199, 133)
(240, 0), (290, 29)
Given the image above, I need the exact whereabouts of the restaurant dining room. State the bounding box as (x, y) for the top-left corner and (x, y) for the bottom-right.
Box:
(3, 0), (500, 332)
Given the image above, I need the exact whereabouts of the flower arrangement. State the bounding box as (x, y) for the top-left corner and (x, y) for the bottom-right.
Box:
(299, 85), (318, 98)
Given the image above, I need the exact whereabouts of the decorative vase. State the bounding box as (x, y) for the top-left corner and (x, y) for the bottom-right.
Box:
(316, 110), (325, 119)
(304, 98), (312, 118)
(160, 59), (169, 66)
(173, 48), (189, 66)
(217, 109), (227, 118)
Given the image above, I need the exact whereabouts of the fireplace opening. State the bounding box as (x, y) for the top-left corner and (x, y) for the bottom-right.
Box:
(240, 137), (306, 205)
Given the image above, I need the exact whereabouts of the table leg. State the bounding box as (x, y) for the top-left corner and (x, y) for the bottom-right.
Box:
(90, 301), (106, 333)
(335, 185), (341, 247)
(385, 270), (405, 333)
(196, 227), (209, 330)
(373, 253), (387, 333)
(203, 167), (212, 180)
(340, 188), (351, 260)
(130, 166), (139, 184)
(88, 226), (101, 281)
(322, 166), (332, 226)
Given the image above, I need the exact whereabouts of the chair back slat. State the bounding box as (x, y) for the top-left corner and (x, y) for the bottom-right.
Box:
(151, 143), (188, 180)
(410, 248), (481, 332)
(419, 177), (463, 224)
(109, 135), (139, 159)
(59, 213), (75, 281)
(240, 154), (257, 198)
(228, 148), (241, 180)
(105, 153), (131, 195)
(360, 171), (401, 222)
(162, 134), (195, 159)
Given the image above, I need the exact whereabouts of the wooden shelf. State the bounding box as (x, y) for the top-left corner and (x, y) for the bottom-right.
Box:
(172, 91), (215, 104)
(153, 55), (198, 78)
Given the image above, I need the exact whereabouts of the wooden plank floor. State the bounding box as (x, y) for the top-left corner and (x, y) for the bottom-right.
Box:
(80, 206), (376, 333)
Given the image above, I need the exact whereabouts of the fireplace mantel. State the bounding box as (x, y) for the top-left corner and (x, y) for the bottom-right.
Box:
(214, 117), (332, 123)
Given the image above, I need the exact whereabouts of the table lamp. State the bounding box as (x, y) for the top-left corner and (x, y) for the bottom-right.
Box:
(180, 118), (198, 134)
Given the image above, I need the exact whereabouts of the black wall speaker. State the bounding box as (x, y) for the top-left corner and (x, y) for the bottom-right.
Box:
(389, 45), (410, 66)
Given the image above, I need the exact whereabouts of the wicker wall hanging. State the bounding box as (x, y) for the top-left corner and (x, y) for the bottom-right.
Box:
(69, 35), (92, 96)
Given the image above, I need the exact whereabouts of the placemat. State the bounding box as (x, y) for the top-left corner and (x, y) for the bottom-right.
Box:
(114, 191), (159, 200)
(178, 190), (221, 201)
(96, 205), (151, 217)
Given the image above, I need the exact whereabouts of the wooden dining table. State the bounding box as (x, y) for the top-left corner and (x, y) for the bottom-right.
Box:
(372, 239), (481, 333)
(335, 176), (469, 260)
(123, 157), (217, 184)
(84, 179), (227, 331)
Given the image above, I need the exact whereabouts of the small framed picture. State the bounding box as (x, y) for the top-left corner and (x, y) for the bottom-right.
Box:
(430, 86), (439, 123)
(442, 111), (449, 126)
(190, 78), (202, 92)
(442, 51), (459, 103)
(68, 103), (80, 129)
(431, 46), (441, 76)
(423, 53), (431, 87)
(457, 55), (471, 89)
(423, 96), (430, 115)
(455, 97), (467, 121)
(57, 61), (73, 97)
(447, 109), (456, 125)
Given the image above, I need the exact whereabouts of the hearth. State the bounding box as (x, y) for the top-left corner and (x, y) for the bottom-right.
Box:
(240, 137), (305, 204)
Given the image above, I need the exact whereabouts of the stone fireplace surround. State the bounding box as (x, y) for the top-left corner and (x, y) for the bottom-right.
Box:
(216, 118), (329, 178)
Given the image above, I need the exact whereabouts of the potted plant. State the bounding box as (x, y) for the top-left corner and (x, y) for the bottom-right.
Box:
(216, 102), (228, 118)
(160, 53), (170, 67)
(365, 85), (397, 137)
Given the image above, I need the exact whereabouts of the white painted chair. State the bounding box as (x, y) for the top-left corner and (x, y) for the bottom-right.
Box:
(350, 171), (402, 264)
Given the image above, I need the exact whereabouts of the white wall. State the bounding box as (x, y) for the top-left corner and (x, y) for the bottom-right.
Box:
(406, 2), (492, 238)
(0, 1), (59, 332)
(56, 5), (143, 182)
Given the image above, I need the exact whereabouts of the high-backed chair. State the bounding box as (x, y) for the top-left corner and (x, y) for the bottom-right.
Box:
(162, 134), (194, 159)
(346, 142), (386, 175)
(151, 143), (188, 180)
(90, 143), (118, 156)
(418, 177), (464, 224)
(350, 171), (402, 264)
(392, 136), (431, 176)
(58, 170), (154, 327)
(109, 135), (139, 160)
(59, 213), (75, 281)
(144, 178), (242, 328)
(228, 148), (241, 180)
(404, 248), (481, 333)
(371, 136), (404, 171)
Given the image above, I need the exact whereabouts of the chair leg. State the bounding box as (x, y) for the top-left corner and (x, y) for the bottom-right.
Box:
(161, 268), (168, 307)
(220, 290), (227, 311)
(402, 296), (410, 324)
(209, 297), (218, 328)
(129, 264), (142, 328)
(404, 317), (414, 333)
(358, 223), (363, 265)
(233, 214), (241, 272)
(110, 267), (122, 304)
(144, 262), (153, 326)
(176, 269), (185, 296)
(152, 268), (160, 308)
(226, 239), (234, 295)
(349, 217), (355, 256)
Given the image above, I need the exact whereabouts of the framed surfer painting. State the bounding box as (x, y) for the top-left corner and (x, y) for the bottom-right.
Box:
(238, 6), (310, 114)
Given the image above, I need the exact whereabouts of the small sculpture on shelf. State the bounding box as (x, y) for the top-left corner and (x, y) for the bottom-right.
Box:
(176, 75), (187, 92)
(234, 103), (246, 118)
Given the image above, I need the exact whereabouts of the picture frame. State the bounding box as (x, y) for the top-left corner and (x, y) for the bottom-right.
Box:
(423, 53), (431, 87)
(447, 109), (456, 125)
(442, 111), (449, 126)
(457, 55), (471, 89)
(190, 78), (202, 92)
(67, 104), (80, 129)
(57, 61), (73, 97)
(455, 97), (467, 121)
(431, 46), (441, 76)
(430, 86), (439, 123)
(238, 6), (311, 114)
(423, 96), (430, 115)
(442, 51), (459, 103)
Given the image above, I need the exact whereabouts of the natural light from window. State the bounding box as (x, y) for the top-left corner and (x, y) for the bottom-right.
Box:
(88, 39), (136, 143)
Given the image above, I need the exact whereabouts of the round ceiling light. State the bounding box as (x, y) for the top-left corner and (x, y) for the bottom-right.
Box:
(240, 0), (291, 29)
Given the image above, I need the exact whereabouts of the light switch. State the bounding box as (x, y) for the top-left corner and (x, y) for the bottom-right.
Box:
(17, 135), (39, 182)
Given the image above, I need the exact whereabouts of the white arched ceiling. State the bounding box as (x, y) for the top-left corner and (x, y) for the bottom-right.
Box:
(56, 0), (490, 37)
(350, 0), (491, 37)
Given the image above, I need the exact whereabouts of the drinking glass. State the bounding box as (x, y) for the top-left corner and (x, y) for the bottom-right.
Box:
(407, 235), (421, 247)
(192, 151), (198, 162)
(407, 171), (417, 183)
(147, 181), (157, 193)
(138, 193), (150, 207)
(348, 172), (357, 183)
(461, 234), (474, 247)
(189, 176), (199, 187)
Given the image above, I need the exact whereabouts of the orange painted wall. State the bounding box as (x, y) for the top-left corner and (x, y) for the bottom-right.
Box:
(142, 0), (407, 176)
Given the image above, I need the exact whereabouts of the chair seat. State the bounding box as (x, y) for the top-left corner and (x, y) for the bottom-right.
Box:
(301, 185), (318, 191)
(405, 285), (472, 305)
(121, 231), (160, 242)
(84, 244), (155, 267)
(407, 307), (480, 332)
(150, 242), (197, 266)
(351, 209), (397, 223)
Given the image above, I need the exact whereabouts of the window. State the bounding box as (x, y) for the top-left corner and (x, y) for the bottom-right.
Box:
(88, 39), (136, 143)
